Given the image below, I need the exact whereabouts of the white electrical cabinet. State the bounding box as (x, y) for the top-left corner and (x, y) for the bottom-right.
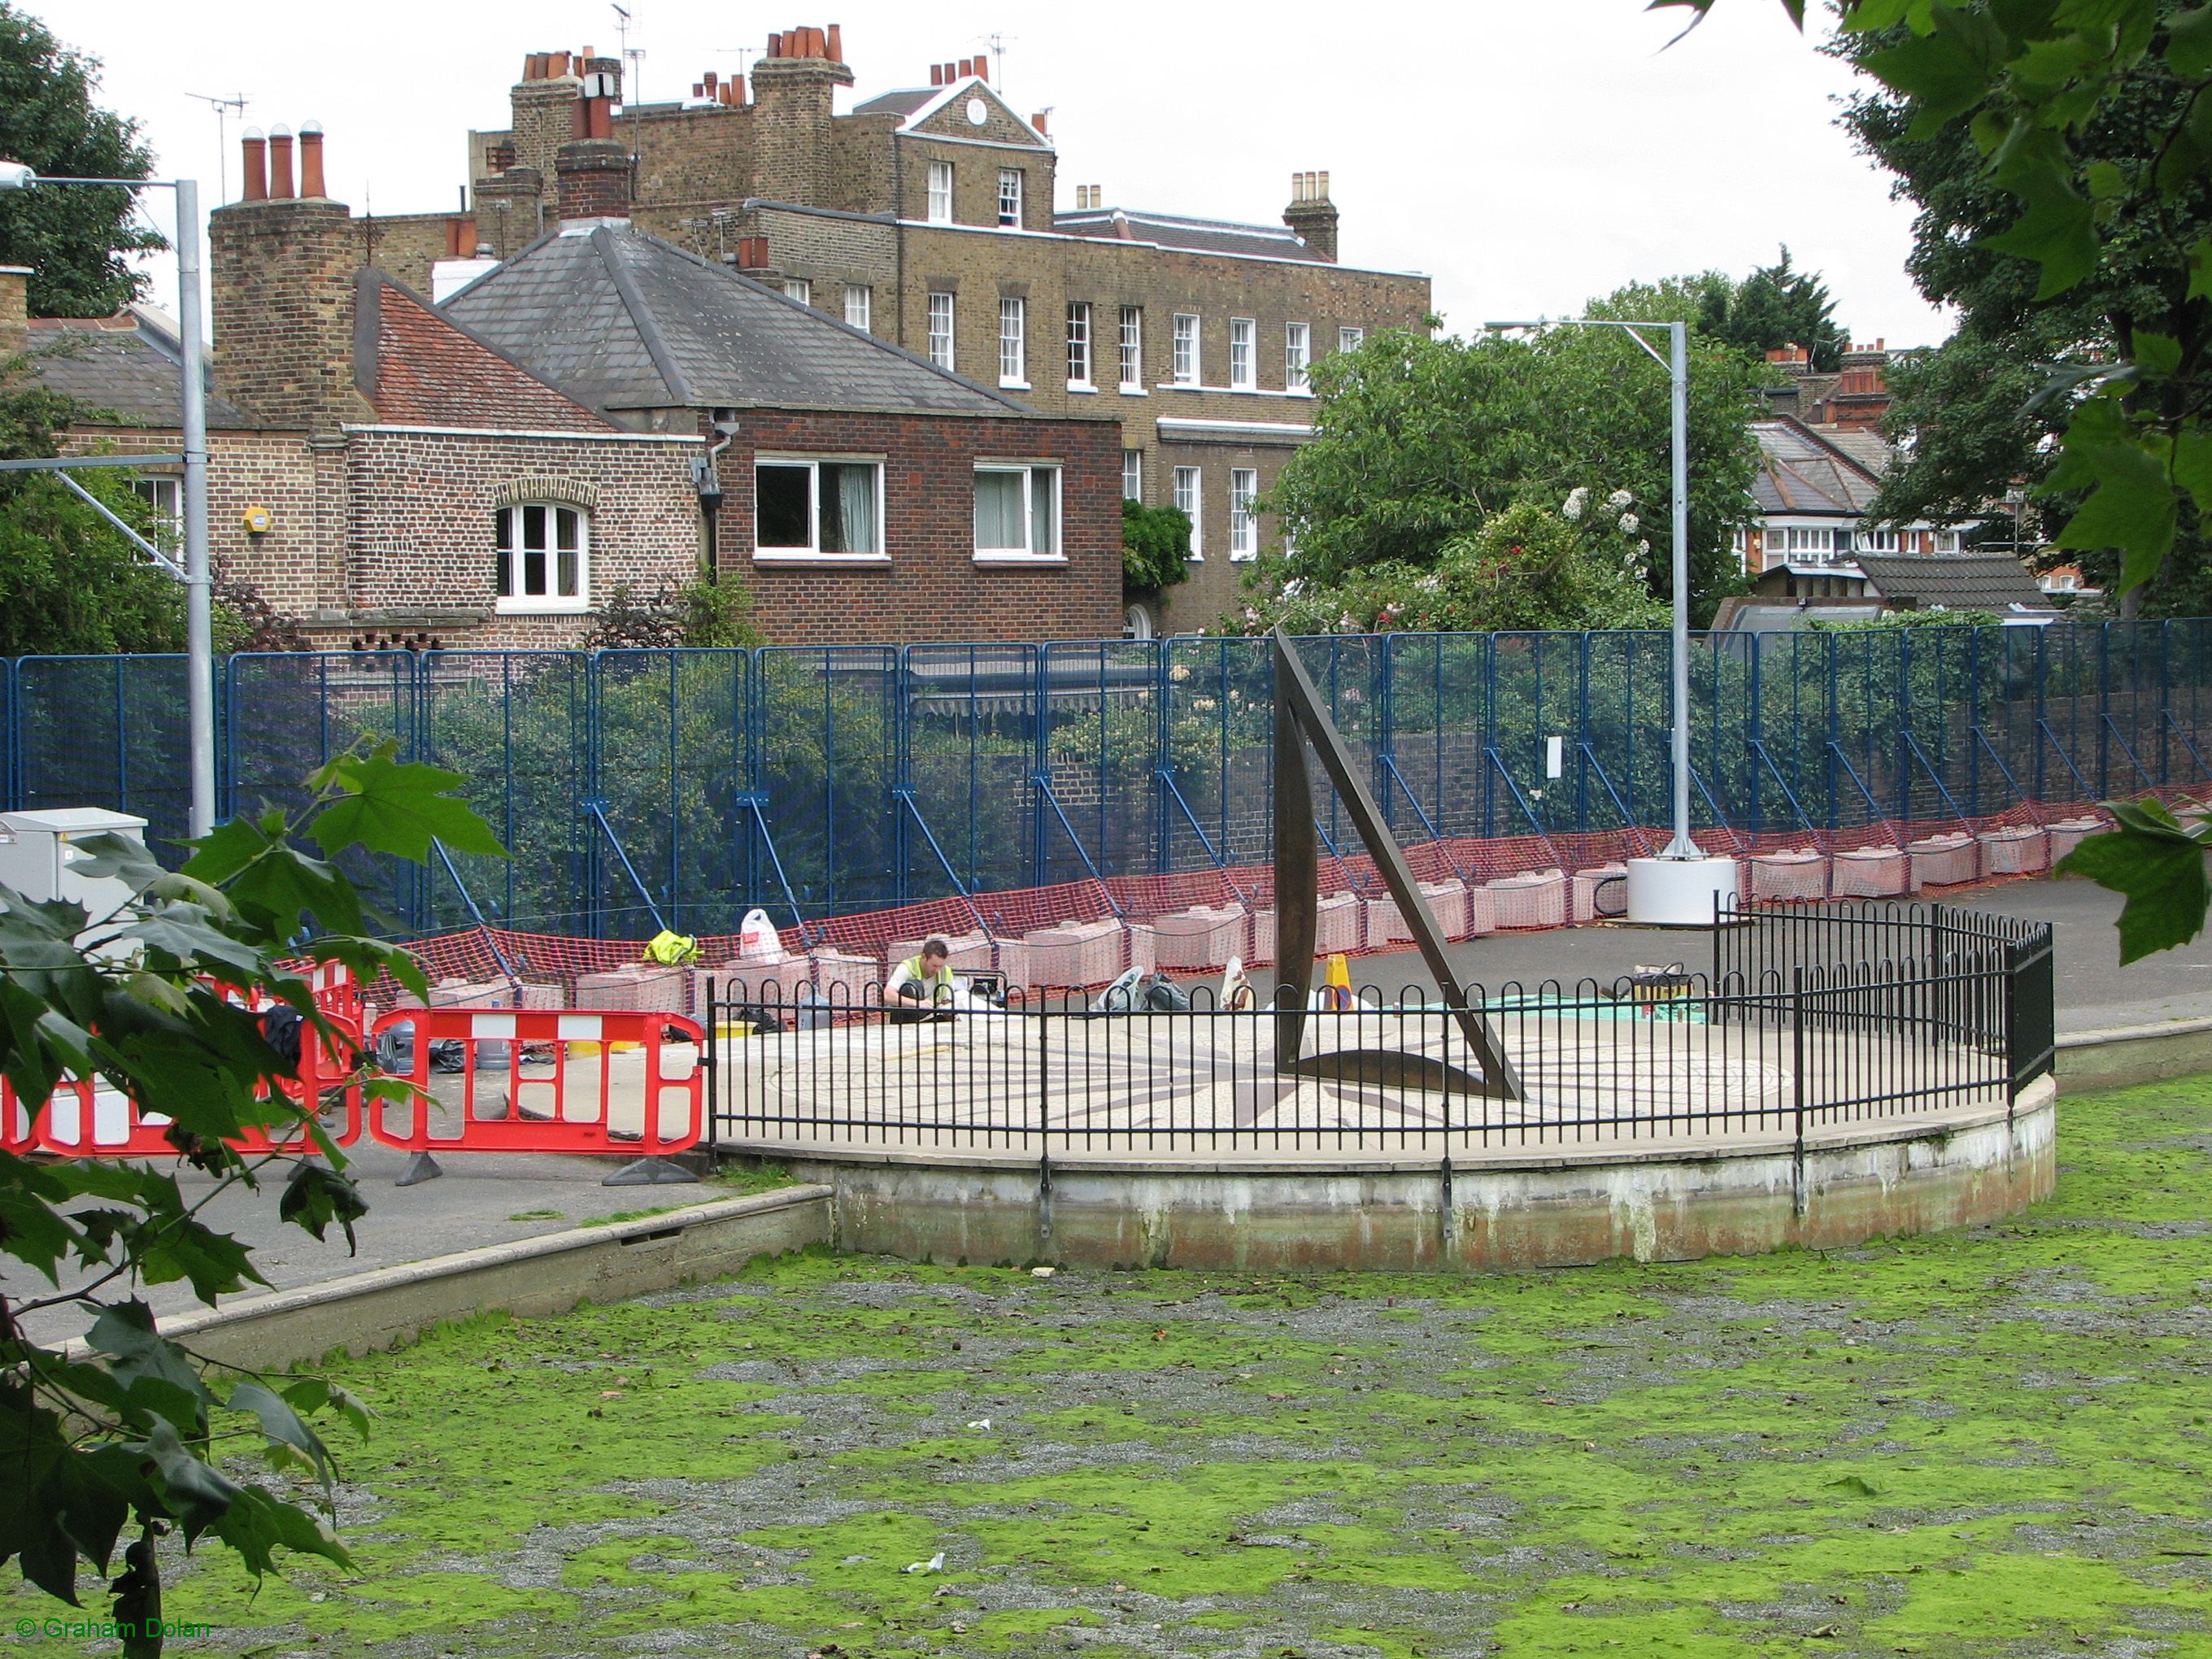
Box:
(0, 807), (149, 917)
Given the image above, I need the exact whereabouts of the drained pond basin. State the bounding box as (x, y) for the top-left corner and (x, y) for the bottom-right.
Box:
(13, 1075), (2212, 1657)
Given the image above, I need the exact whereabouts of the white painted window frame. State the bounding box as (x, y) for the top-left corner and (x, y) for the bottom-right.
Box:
(494, 501), (591, 612)
(1229, 467), (1258, 560)
(1173, 465), (1204, 560)
(927, 160), (954, 223)
(973, 459), (1065, 561)
(999, 295), (1028, 388)
(927, 291), (956, 371)
(751, 454), (890, 562)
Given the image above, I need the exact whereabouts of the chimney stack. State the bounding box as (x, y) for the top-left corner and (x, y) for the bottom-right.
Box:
(210, 122), (374, 432)
(240, 128), (268, 201)
(1282, 169), (1339, 263)
(298, 120), (326, 198)
(555, 137), (632, 223)
(751, 24), (856, 207)
(268, 124), (294, 199)
(0, 265), (30, 359)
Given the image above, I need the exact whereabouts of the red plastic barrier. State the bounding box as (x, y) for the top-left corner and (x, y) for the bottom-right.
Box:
(364, 1006), (703, 1160)
(6, 1008), (364, 1158)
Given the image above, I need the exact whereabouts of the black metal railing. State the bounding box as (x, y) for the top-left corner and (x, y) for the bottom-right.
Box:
(699, 901), (2053, 1156)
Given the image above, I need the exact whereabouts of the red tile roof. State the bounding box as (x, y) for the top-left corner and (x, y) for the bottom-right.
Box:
(361, 272), (607, 430)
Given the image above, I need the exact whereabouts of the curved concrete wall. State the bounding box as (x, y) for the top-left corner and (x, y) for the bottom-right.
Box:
(775, 1079), (2056, 1273)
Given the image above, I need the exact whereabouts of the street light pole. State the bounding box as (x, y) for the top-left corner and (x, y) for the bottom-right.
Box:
(1484, 315), (1735, 921)
(0, 168), (215, 837)
(174, 178), (214, 839)
(1664, 317), (1695, 860)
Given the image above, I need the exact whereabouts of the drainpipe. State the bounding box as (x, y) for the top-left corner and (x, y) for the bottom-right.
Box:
(696, 414), (737, 577)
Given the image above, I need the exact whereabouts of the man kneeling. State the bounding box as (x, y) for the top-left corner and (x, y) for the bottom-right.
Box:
(886, 936), (956, 1024)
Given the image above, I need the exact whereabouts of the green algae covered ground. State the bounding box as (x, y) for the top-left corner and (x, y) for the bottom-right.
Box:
(15, 1078), (2212, 1658)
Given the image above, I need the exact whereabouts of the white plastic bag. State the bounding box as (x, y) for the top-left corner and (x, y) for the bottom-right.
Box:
(736, 907), (786, 964)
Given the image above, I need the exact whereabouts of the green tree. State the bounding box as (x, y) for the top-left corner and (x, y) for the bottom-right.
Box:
(1121, 498), (1194, 594)
(1660, 0), (2212, 959)
(1696, 246), (1853, 369)
(1263, 283), (1765, 626)
(1830, 10), (2211, 610)
(0, 359), (190, 655)
(0, 747), (504, 1653)
(1234, 499), (1668, 634)
(0, 3), (163, 317)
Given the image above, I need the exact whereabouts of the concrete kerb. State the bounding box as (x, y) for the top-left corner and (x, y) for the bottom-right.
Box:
(2056, 1016), (2212, 1091)
(94, 1185), (833, 1374)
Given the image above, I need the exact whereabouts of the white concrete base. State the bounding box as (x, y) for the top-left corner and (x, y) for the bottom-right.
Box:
(1626, 855), (1741, 926)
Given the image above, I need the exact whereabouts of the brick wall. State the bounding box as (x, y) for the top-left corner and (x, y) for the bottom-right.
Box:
(713, 408), (1123, 643)
(210, 198), (375, 433)
(340, 427), (703, 647)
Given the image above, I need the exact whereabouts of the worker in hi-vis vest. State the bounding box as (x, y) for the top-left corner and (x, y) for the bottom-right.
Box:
(886, 936), (956, 1024)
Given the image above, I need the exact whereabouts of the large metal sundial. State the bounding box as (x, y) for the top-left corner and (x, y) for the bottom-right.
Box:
(1269, 625), (1523, 1101)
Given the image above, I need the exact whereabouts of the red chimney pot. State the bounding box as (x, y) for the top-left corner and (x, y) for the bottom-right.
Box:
(267, 124), (294, 199)
(825, 23), (843, 61)
(298, 120), (325, 197)
(240, 128), (267, 202)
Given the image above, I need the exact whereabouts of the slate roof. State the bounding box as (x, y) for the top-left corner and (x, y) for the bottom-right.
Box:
(1855, 553), (2057, 613)
(440, 221), (1025, 416)
(1052, 207), (1330, 263)
(1812, 425), (1895, 477)
(24, 312), (254, 429)
(851, 88), (934, 119)
(1751, 416), (1883, 517)
(355, 271), (606, 431)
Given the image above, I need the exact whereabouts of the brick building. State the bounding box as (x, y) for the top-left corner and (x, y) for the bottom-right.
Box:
(368, 27), (1433, 634)
(11, 119), (1123, 647)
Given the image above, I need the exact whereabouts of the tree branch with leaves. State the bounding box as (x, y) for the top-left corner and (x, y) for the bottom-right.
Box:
(0, 746), (504, 1653)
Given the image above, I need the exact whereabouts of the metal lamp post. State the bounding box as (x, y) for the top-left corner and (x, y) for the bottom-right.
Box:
(1483, 316), (1737, 924)
(0, 166), (214, 839)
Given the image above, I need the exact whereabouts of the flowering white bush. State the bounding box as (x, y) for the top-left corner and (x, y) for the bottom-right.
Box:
(1618, 512), (1640, 534)
(1608, 488), (1635, 510)
(1562, 486), (1590, 521)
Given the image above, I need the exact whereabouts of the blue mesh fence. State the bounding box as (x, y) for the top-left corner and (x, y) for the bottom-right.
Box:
(13, 655), (196, 857)
(7, 620), (2210, 936)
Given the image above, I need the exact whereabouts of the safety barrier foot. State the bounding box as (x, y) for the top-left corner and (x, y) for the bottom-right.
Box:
(396, 1151), (444, 1187)
(603, 1156), (701, 1187)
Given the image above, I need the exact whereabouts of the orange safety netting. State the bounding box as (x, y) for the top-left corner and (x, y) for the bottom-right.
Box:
(367, 788), (2182, 1015)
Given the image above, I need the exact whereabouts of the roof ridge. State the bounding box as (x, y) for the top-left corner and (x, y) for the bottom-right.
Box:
(593, 225), (697, 407)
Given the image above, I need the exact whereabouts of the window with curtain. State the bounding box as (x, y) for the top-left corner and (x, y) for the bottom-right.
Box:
(754, 459), (882, 556)
(1122, 449), (1142, 500)
(927, 160), (953, 222)
(1339, 325), (1365, 354)
(974, 464), (1060, 556)
(782, 277), (812, 307)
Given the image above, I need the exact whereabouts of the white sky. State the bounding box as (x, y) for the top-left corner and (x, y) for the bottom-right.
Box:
(37, 0), (1950, 349)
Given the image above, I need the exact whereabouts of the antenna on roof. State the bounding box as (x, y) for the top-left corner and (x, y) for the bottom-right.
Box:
(612, 2), (643, 105)
(187, 91), (250, 202)
(985, 32), (1012, 91)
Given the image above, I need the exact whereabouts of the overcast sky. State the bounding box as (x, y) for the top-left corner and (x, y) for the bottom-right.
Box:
(38, 0), (1949, 349)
